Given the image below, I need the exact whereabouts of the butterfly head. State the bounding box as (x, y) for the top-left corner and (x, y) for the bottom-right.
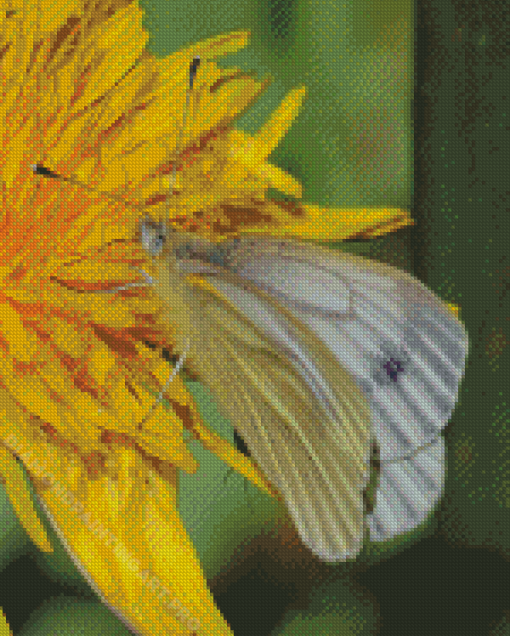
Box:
(139, 218), (169, 259)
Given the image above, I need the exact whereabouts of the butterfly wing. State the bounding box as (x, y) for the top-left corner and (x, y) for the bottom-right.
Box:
(153, 255), (372, 562)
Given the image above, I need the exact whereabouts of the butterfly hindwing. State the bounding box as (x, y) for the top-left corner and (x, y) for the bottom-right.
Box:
(368, 436), (446, 541)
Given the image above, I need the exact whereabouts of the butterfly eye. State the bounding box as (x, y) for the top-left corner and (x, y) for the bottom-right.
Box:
(140, 219), (167, 257)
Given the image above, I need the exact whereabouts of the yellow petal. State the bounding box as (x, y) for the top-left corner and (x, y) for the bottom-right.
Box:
(30, 447), (233, 635)
(46, 117), (88, 169)
(253, 86), (307, 160)
(0, 607), (13, 636)
(1, 359), (64, 429)
(88, 339), (118, 387)
(110, 375), (147, 424)
(138, 429), (198, 474)
(258, 162), (303, 198)
(30, 0), (82, 35)
(144, 467), (235, 635)
(0, 301), (38, 361)
(108, 380), (197, 472)
(1, 120), (32, 189)
(241, 203), (414, 240)
(0, 444), (53, 552)
(101, 142), (168, 193)
(40, 286), (134, 328)
(47, 316), (86, 358)
(192, 74), (268, 138)
(56, 259), (141, 287)
(78, 4), (148, 108)
(159, 31), (251, 78)
(0, 391), (44, 453)
(59, 200), (135, 251)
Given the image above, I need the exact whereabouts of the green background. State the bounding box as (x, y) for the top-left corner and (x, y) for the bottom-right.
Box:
(1, 0), (508, 634)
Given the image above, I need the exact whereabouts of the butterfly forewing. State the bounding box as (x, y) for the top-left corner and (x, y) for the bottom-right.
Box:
(151, 241), (372, 561)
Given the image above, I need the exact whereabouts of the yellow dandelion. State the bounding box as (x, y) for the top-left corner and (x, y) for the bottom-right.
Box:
(0, 1), (275, 633)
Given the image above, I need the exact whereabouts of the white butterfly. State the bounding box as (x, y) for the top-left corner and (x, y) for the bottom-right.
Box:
(137, 221), (468, 562)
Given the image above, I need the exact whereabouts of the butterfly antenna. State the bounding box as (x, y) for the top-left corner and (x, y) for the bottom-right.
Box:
(167, 56), (200, 219)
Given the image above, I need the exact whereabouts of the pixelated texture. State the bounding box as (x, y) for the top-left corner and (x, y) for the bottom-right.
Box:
(0, 478), (33, 571)
(273, 579), (378, 635)
(0, 0), (508, 635)
(411, 0), (509, 559)
(12, 595), (134, 634)
(488, 611), (510, 636)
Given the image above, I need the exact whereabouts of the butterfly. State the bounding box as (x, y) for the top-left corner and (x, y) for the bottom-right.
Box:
(136, 217), (468, 562)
